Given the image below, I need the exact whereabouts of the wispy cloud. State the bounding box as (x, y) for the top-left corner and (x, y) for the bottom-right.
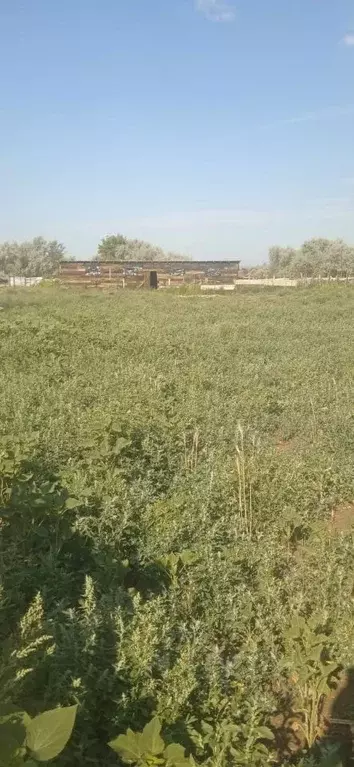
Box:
(133, 199), (354, 231)
(262, 104), (354, 129)
(343, 32), (354, 46)
(136, 208), (282, 230)
(196, 0), (236, 23)
(304, 197), (354, 220)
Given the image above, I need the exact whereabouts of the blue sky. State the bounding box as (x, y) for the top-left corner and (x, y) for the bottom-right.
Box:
(0, 0), (354, 263)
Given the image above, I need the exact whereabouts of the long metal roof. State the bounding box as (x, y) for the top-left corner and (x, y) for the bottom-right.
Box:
(61, 260), (240, 267)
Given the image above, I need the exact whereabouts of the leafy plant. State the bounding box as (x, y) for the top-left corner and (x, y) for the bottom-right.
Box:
(187, 699), (275, 767)
(109, 717), (194, 766)
(280, 616), (339, 747)
(0, 703), (77, 765)
(1, 286), (354, 766)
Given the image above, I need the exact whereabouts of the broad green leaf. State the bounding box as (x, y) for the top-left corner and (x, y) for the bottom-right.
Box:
(65, 497), (80, 510)
(109, 730), (143, 763)
(179, 550), (197, 566)
(140, 717), (164, 755)
(164, 743), (186, 760)
(256, 726), (275, 741)
(164, 744), (194, 767)
(255, 742), (271, 755)
(112, 437), (130, 455)
(164, 743), (188, 764)
(201, 720), (214, 735)
(26, 705), (77, 761)
(174, 758), (194, 767)
(308, 645), (322, 662)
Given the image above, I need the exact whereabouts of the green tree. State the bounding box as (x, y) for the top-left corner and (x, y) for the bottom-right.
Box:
(268, 246), (296, 275)
(268, 237), (354, 278)
(291, 238), (354, 278)
(97, 233), (186, 262)
(97, 234), (127, 261)
(0, 237), (65, 277)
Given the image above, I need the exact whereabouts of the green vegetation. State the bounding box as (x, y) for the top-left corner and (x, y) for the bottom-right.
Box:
(0, 702), (77, 764)
(253, 238), (354, 279)
(0, 238), (65, 279)
(0, 233), (186, 282)
(1, 285), (354, 766)
(97, 234), (186, 262)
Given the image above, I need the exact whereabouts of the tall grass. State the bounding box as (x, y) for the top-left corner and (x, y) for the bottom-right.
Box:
(1, 285), (354, 765)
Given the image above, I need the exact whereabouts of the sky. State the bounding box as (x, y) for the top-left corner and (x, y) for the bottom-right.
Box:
(0, 0), (354, 264)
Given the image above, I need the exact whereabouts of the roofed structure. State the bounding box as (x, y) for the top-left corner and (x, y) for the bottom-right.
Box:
(58, 260), (241, 289)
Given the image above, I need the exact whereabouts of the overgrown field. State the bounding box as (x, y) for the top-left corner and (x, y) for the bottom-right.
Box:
(1, 286), (354, 766)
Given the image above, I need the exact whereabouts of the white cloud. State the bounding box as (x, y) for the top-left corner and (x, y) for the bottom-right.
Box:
(135, 208), (283, 230)
(196, 0), (236, 23)
(261, 104), (354, 129)
(132, 200), (354, 232)
(303, 197), (354, 221)
(343, 33), (354, 46)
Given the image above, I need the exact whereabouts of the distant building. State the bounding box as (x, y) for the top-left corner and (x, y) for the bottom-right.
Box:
(58, 260), (241, 289)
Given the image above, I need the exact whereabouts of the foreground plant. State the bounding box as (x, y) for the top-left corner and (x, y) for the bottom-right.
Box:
(109, 716), (194, 766)
(280, 616), (339, 748)
(187, 698), (275, 767)
(0, 703), (77, 765)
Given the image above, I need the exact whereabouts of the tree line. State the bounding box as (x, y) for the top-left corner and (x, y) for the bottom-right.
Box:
(97, 234), (186, 262)
(0, 237), (66, 279)
(0, 233), (186, 279)
(1, 233), (354, 279)
(260, 237), (354, 279)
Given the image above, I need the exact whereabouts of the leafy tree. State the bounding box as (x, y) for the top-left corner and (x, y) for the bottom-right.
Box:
(97, 233), (186, 262)
(268, 237), (354, 278)
(246, 264), (270, 278)
(269, 246), (296, 275)
(0, 237), (65, 277)
(97, 234), (127, 261)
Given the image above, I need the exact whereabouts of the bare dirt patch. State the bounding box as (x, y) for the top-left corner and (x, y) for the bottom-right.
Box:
(271, 710), (305, 757)
(321, 670), (354, 759)
(330, 502), (354, 533)
(272, 673), (354, 761)
(275, 437), (297, 454)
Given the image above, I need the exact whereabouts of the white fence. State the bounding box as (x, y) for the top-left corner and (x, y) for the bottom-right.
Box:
(232, 278), (298, 287)
(201, 278), (298, 290)
(201, 277), (354, 290)
(7, 276), (43, 287)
